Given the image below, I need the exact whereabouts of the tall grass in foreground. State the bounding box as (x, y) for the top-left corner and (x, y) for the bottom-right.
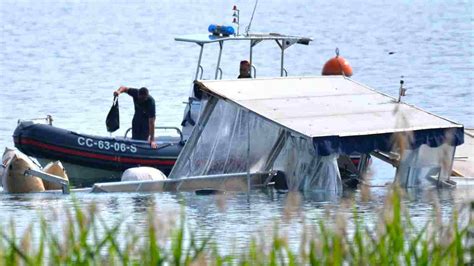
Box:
(0, 186), (472, 265)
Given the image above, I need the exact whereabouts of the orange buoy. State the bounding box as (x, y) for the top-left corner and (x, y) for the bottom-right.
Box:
(322, 48), (353, 77)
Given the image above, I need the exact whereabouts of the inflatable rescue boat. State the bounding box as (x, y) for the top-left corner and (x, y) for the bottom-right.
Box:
(13, 121), (183, 187)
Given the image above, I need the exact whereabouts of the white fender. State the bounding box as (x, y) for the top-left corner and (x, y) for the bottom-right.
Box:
(2, 149), (45, 193)
(2, 147), (20, 187)
(2, 147), (16, 167)
(43, 161), (69, 190)
(121, 167), (167, 182)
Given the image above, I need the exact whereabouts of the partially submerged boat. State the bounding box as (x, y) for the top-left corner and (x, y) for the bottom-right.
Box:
(13, 31), (315, 187)
(7, 76), (469, 194)
(11, 17), (468, 192)
(92, 76), (465, 193)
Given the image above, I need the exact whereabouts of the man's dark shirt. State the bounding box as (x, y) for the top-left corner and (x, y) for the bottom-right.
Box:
(127, 88), (156, 140)
(237, 73), (252, 79)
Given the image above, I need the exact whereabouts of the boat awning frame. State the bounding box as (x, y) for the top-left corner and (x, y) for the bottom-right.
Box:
(175, 33), (312, 80)
(174, 33), (312, 45)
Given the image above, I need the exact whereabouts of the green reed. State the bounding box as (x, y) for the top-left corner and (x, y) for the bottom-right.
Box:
(0, 186), (472, 265)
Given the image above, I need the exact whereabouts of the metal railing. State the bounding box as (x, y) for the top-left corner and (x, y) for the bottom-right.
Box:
(124, 126), (183, 143)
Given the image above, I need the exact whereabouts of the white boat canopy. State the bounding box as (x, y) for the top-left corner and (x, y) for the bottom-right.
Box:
(169, 76), (464, 191)
(195, 76), (463, 143)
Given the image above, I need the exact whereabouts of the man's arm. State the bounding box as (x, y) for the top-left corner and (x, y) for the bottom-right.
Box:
(148, 117), (157, 149)
(114, 86), (129, 96)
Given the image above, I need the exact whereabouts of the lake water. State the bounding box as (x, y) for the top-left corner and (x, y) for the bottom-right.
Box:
(0, 0), (473, 252)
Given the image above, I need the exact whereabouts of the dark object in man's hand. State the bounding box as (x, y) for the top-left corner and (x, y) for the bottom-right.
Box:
(106, 96), (120, 133)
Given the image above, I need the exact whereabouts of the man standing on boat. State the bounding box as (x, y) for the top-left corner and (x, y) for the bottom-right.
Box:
(114, 86), (157, 149)
(238, 60), (252, 79)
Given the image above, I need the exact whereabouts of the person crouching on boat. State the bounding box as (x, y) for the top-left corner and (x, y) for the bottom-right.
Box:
(238, 60), (252, 79)
(114, 86), (157, 149)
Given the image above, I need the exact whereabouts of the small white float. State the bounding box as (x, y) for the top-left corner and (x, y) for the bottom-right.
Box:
(121, 166), (167, 182)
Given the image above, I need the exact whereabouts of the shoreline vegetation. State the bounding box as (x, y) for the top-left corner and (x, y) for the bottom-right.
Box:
(0, 186), (472, 265)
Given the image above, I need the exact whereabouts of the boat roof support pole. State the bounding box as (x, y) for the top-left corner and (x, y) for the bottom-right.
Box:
(275, 39), (298, 77)
(275, 40), (286, 77)
(195, 44), (204, 80)
(249, 40), (262, 78)
(246, 109), (251, 202)
(214, 41), (224, 80)
(280, 40), (286, 77)
(249, 41), (253, 77)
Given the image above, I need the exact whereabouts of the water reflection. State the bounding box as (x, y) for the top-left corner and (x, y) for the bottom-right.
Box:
(131, 194), (156, 214)
(105, 196), (120, 214)
(301, 189), (345, 203)
(0, 185), (472, 251)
